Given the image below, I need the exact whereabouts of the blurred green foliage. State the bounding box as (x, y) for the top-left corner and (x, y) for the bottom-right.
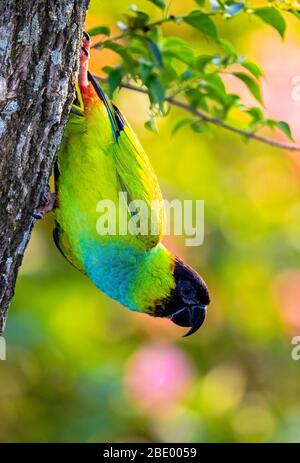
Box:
(1, 0), (300, 443)
(90, 0), (299, 142)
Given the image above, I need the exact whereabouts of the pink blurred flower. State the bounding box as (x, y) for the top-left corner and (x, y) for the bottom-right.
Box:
(124, 343), (195, 415)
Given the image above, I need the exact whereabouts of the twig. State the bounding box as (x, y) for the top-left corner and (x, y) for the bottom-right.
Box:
(95, 77), (300, 152)
(91, 15), (180, 49)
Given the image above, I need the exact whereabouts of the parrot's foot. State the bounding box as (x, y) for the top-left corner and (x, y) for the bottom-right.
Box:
(82, 31), (90, 53)
(33, 186), (56, 220)
(79, 32), (90, 88)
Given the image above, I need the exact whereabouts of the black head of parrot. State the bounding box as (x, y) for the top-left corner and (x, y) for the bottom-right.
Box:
(153, 257), (210, 337)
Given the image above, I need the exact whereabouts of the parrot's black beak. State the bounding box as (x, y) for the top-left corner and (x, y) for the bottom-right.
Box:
(170, 305), (207, 337)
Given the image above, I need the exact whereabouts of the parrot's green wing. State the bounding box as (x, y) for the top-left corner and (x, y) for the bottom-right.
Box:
(113, 107), (165, 250)
(54, 75), (166, 271)
(87, 74), (166, 251)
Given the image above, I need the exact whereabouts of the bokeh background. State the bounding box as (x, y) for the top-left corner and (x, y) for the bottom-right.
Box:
(1, 0), (300, 442)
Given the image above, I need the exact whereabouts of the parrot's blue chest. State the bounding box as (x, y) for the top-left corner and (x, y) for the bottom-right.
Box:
(80, 240), (146, 312)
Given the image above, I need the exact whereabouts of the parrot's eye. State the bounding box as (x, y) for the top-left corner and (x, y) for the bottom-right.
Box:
(180, 280), (197, 303)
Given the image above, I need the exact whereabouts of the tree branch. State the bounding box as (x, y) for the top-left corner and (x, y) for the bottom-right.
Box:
(111, 80), (300, 152)
(0, 0), (90, 334)
(91, 15), (180, 49)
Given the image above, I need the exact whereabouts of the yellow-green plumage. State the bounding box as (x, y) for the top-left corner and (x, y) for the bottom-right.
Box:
(54, 76), (175, 313)
(54, 72), (209, 334)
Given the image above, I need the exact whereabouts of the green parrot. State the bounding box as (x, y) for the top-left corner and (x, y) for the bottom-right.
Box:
(52, 33), (210, 336)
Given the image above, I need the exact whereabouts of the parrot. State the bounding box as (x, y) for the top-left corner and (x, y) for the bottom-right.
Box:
(51, 33), (210, 337)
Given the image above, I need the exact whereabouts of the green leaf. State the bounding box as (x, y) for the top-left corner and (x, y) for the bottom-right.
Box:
(160, 62), (178, 86)
(185, 88), (205, 109)
(205, 73), (226, 94)
(145, 38), (163, 68)
(195, 54), (213, 71)
(194, 0), (205, 6)
(241, 60), (263, 79)
(247, 106), (264, 123)
(266, 119), (277, 129)
(225, 2), (245, 17)
(147, 0), (166, 10)
(254, 7), (286, 39)
(107, 68), (123, 97)
(289, 10), (300, 21)
(138, 59), (154, 83)
(102, 65), (113, 75)
(190, 120), (209, 133)
(103, 42), (131, 61)
(145, 118), (158, 133)
(131, 11), (150, 28)
(219, 39), (237, 58)
(184, 11), (219, 43)
(233, 72), (263, 104)
(199, 73), (232, 110)
(87, 25), (111, 37)
(147, 76), (165, 110)
(277, 121), (294, 142)
(171, 117), (192, 136)
(162, 37), (195, 66)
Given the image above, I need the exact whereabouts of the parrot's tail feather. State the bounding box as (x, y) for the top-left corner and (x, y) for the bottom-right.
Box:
(112, 104), (126, 132)
(87, 72), (108, 105)
(87, 72), (121, 143)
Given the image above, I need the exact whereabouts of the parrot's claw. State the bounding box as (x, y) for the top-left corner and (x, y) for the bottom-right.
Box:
(81, 31), (90, 57)
(83, 31), (90, 43)
(33, 186), (56, 220)
(81, 46), (89, 57)
(79, 32), (91, 88)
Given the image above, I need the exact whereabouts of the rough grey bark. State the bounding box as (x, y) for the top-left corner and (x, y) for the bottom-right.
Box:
(0, 0), (90, 333)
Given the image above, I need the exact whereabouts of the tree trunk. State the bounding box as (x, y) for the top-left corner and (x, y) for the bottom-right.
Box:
(0, 0), (90, 333)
